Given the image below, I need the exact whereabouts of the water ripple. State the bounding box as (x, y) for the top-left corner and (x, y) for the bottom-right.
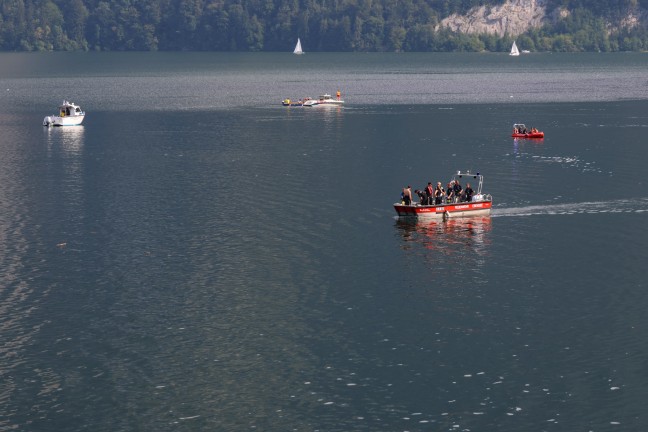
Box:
(493, 198), (648, 217)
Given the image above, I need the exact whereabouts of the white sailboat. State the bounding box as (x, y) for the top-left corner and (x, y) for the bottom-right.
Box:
(509, 41), (520, 56)
(293, 38), (304, 55)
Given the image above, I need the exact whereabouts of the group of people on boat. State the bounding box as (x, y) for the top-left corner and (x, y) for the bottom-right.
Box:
(513, 126), (539, 134)
(282, 97), (312, 106)
(401, 180), (474, 206)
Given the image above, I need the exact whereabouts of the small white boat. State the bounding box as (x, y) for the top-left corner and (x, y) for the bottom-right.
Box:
(510, 41), (520, 56)
(293, 38), (304, 55)
(394, 171), (493, 220)
(303, 93), (344, 107)
(43, 100), (85, 127)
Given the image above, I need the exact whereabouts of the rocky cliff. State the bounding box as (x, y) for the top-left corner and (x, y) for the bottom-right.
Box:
(439, 0), (647, 38)
(439, 0), (548, 37)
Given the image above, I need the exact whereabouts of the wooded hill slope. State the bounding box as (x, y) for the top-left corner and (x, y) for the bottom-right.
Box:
(1, 0), (647, 51)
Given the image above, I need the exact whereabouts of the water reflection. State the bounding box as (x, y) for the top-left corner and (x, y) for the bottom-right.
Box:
(513, 136), (543, 151)
(395, 217), (492, 258)
(44, 125), (85, 153)
(305, 104), (344, 122)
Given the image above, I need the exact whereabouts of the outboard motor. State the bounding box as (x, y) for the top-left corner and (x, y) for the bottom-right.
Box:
(43, 116), (52, 127)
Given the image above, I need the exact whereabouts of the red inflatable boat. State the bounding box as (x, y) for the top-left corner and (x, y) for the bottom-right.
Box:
(512, 123), (544, 138)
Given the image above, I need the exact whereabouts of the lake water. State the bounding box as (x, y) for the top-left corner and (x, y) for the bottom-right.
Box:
(1, 52), (648, 431)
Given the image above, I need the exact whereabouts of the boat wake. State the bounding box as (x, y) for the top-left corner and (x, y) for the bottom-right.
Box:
(492, 198), (648, 218)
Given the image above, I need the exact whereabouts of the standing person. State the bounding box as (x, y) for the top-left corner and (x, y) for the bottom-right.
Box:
(402, 186), (413, 205)
(434, 182), (445, 204)
(425, 182), (434, 205)
(336, 90), (341, 100)
(446, 181), (455, 203)
(464, 183), (474, 202)
(453, 180), (462, 203)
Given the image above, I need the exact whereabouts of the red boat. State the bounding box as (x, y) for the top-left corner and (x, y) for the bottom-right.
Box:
(394, 171), (493, 220)
(512, 123), (544, 138)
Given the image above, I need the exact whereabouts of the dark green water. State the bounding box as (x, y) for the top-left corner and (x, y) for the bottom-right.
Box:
(1, 53), (647, 431)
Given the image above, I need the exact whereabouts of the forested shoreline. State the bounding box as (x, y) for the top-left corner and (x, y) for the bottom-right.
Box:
(1, 0), (647, 52)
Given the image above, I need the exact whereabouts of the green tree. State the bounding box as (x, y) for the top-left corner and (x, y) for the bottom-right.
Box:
(361, 15), (384, 50)
(62, 0), (89, 48)
(552, 34), (576, 51)
(387, 25), (406, 51)
(86, 1), (116, 49)
(517, 34), (535, 51)
(404, 23), (435, 51)
(246, 14), (263, 50)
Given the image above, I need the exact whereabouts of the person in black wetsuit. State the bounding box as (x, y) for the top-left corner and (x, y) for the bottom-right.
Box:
(464, 183), (474, 202)
(446, 181), (455, 203)
(434, 182), (445, 204)
(453, 180), (463, 203)
(414, 189), (427, 204)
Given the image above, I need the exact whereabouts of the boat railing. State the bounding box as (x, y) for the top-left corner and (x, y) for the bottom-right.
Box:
(402, 194), (492, 207)
(473, 193), (492, 202)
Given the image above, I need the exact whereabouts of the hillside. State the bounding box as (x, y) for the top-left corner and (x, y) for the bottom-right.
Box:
(0, 0), (646, 51)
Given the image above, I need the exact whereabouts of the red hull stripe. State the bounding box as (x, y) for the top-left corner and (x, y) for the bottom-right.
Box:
(394, 201), (492, 215)
(512, 133), (544, 138)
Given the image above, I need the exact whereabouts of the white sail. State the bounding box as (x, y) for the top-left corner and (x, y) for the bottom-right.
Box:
(293, 38), (304, 55)
(510, 41), (520, 56)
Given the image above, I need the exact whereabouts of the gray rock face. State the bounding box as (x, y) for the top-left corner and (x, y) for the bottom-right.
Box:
(439, 0), (548, 38)
(438, 0), (646, 39)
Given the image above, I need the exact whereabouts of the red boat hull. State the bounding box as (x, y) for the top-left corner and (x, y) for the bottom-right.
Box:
(394, 200), (492, 219)
(512, 132), (544, 138)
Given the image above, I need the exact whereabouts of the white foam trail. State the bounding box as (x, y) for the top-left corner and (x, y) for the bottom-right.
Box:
(492, 198), (648, 218)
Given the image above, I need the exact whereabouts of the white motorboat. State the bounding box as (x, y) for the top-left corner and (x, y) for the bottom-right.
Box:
(43, 100), (85, 127)
(303, 93), (344, 107)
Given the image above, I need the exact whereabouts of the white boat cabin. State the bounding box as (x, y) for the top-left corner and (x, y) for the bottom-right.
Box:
(59, 101), (84, 117)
